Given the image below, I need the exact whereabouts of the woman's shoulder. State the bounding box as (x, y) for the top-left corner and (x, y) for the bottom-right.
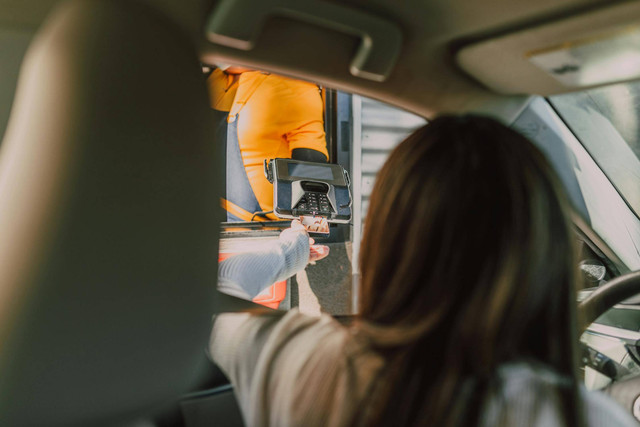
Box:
(263, 310), (383, 425)
(212, 309), (381, 426)
(255, 309), (372, 366)
(211, 309), (358, 373)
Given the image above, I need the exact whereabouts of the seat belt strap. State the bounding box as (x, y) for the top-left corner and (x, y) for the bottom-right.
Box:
(221, 198), (268, 222)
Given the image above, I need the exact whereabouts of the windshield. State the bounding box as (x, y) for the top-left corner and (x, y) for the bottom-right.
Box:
(549, 83), (640, 219)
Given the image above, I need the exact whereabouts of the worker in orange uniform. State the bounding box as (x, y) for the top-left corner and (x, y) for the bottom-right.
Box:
(208, 66), (329, 222)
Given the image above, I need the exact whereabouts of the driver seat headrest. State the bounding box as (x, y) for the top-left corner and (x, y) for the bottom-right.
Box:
(0, 0), (220, 425)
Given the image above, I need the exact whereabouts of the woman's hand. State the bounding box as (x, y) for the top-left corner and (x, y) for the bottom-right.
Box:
(289, 220), (330, 264)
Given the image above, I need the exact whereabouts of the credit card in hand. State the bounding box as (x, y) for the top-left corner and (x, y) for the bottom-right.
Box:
(300, 215), (330, 235)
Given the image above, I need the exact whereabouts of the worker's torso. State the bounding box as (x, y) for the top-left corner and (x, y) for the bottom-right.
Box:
(208, 69), (326, 220)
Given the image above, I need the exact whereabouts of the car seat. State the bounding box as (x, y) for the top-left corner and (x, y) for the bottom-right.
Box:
(0, 0), (221, 425)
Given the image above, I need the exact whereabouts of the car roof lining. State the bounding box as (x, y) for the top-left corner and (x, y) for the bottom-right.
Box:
(457, 1), (640, 96)
(0, 0), (633, 122)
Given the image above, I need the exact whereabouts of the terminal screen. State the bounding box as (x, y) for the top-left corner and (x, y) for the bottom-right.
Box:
(287, 163), (335, 180)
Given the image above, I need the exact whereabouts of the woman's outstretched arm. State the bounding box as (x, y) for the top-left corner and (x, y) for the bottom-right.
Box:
(217, 220), (329, 300)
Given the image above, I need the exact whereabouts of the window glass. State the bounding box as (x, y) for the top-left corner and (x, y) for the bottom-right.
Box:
(513, 97), (640, 271)
(549, 83), (640, 218)
(207, 65), (426, 315)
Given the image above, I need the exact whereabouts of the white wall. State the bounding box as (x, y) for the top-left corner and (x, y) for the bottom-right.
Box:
(350, 95), (426, 311)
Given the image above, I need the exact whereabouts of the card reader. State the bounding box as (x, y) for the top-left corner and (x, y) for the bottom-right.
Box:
(264, 158), (351, 223)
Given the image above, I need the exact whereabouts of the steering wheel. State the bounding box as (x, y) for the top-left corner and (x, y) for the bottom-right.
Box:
(578, 270), (640, 419)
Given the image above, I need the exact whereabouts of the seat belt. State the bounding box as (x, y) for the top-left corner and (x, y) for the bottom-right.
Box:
(220, 198), (269, 222)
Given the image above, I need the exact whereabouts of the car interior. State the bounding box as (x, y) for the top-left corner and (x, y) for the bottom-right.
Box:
(1, 0), (640, 425)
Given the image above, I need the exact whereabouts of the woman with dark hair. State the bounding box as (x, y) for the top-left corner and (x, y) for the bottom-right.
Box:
(211, 115), (636, 426)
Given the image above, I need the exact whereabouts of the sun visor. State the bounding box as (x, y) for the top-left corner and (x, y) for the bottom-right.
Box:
(456, 2), (640, 95)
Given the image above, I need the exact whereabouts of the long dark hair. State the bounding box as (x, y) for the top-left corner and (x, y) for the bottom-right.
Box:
(356, 115), (582, 426)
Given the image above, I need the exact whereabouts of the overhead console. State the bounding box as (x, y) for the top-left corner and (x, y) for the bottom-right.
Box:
(456, 2), (640, 95)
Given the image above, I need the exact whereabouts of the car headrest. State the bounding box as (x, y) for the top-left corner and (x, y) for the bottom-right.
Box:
(0, 1), (220, 425)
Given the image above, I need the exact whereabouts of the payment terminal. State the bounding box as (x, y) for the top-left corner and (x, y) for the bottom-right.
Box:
(264, 159), (352, 224)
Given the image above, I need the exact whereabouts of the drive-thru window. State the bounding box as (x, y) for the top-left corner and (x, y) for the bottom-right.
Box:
(211, 67), (425, 315)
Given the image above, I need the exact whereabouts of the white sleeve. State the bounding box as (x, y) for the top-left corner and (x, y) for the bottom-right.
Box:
(217, 228), (310, 299)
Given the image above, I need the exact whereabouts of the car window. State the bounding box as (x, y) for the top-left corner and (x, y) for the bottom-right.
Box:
(209, 67), (426, 314)
(513, 97), (640, 272)
(207, 66), (425, 229)
(549, 83), (640, 219)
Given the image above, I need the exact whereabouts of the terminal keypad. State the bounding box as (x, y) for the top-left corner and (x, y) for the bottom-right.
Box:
(294, 192), (332, 216)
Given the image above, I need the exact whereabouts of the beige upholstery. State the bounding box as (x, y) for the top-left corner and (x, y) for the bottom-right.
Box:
(456, 1), (640, 95)
(0, 0), (221, 425)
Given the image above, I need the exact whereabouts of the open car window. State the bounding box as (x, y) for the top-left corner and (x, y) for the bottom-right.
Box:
(209, 65), (425, 234)
(209, 67), (426, 314)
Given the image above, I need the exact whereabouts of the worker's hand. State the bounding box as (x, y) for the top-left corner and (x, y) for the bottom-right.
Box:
(290, 220), (330, 264)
